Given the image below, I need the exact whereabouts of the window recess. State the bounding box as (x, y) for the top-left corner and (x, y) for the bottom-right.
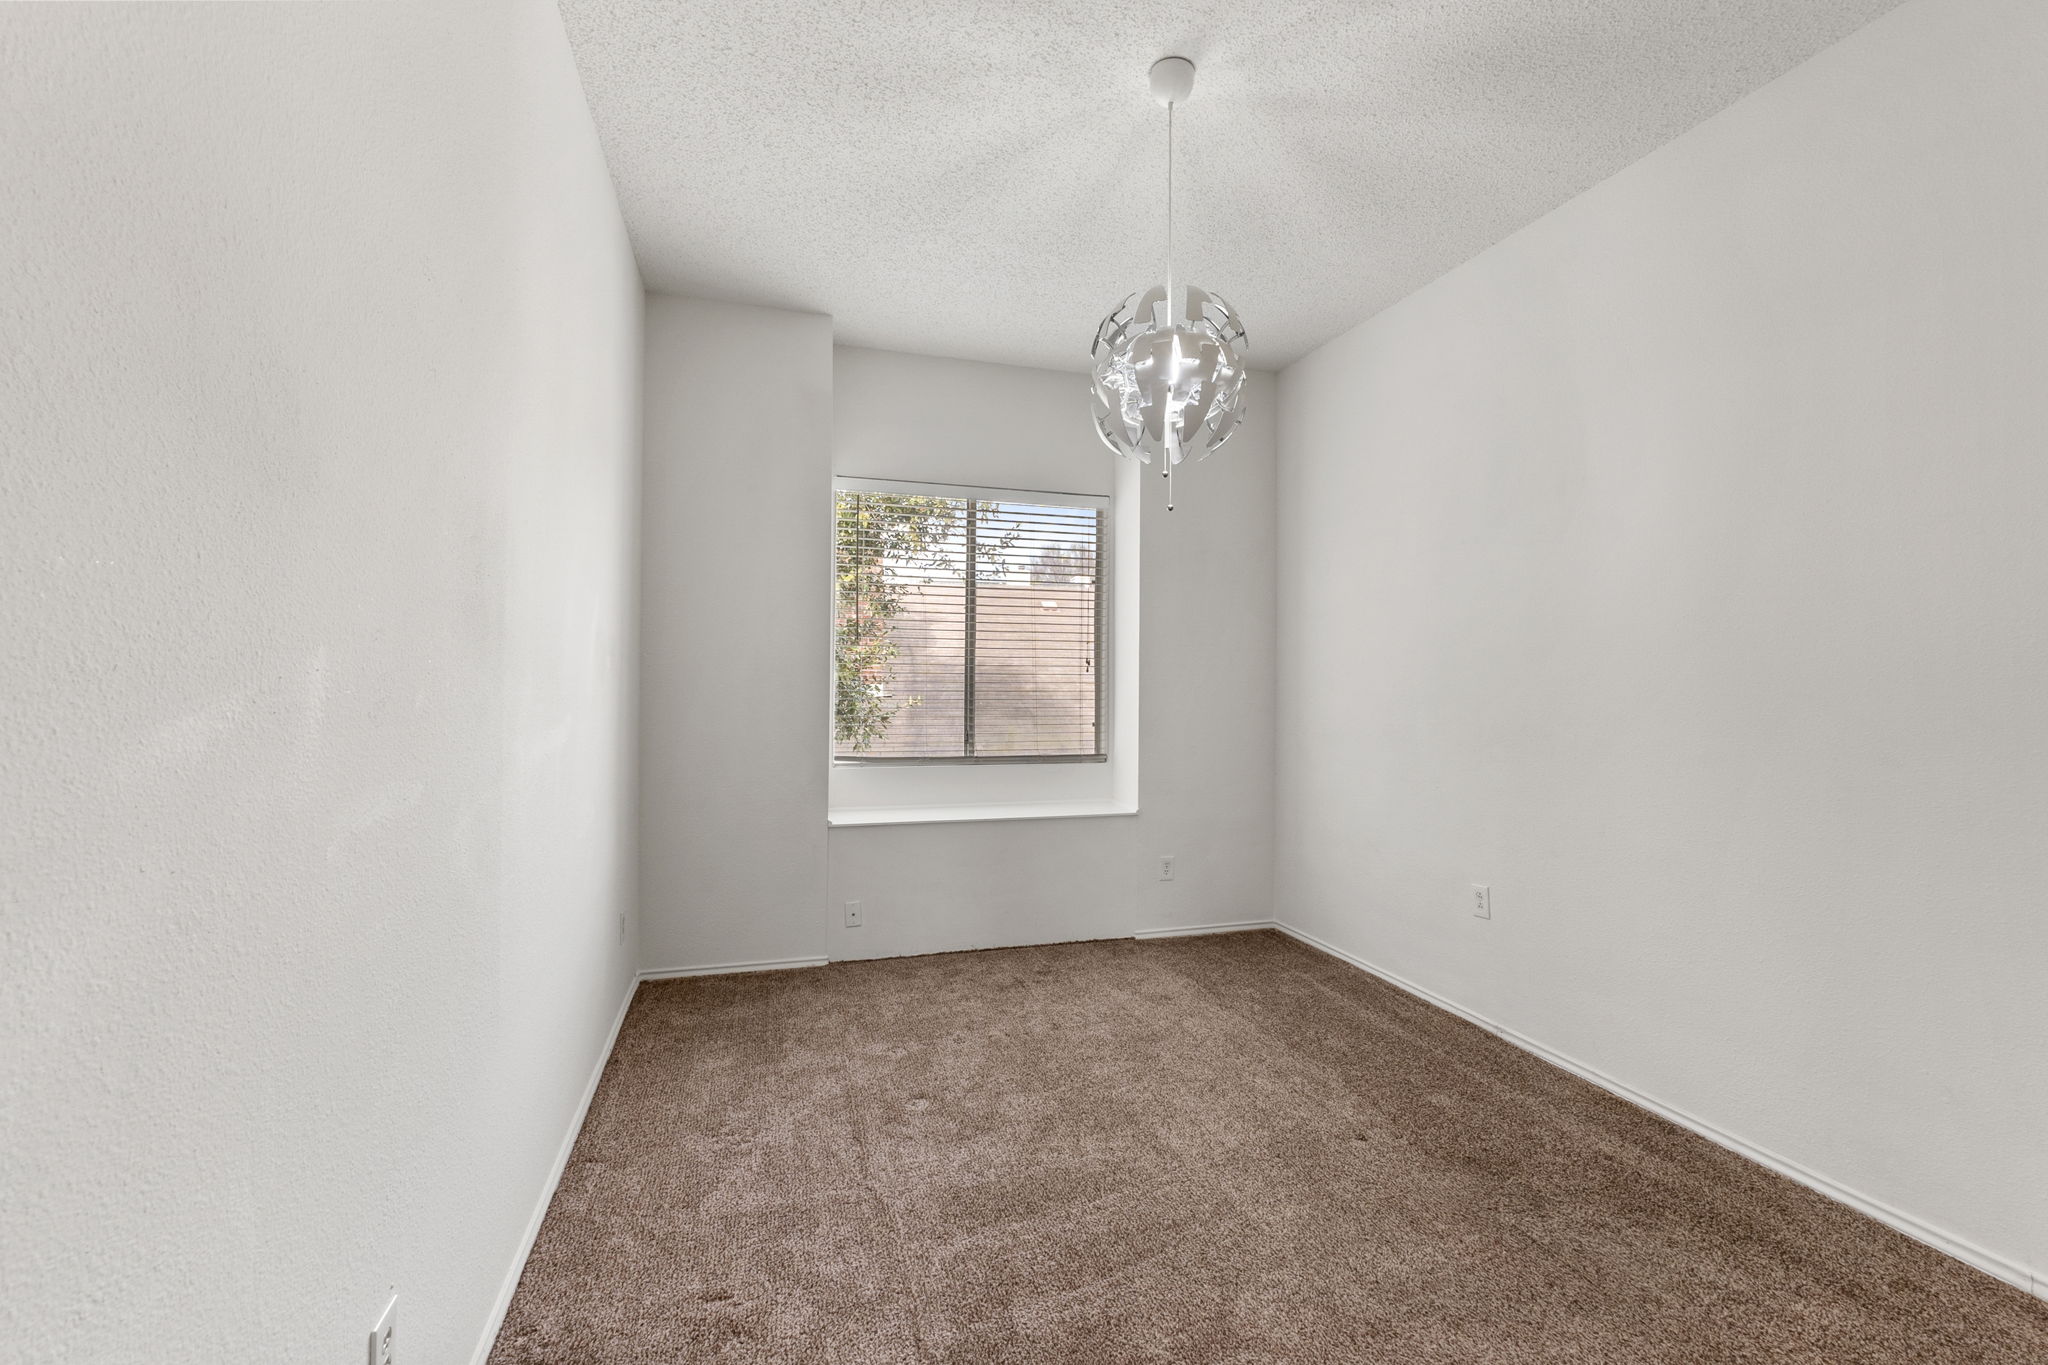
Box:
(833, 478), (1108, 764)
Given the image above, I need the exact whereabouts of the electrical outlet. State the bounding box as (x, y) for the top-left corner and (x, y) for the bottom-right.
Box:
(1159, 856), (1175, 882)
(368, 1295), (396, 1365)
(1471, 884), (1491, 920)
(843, 899), (863, 928)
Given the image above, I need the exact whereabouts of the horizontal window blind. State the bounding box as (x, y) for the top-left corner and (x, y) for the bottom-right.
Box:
(834, 485), (1104, 761)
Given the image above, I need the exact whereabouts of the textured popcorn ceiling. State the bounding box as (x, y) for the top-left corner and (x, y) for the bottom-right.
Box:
(559, 0), (1905, 370)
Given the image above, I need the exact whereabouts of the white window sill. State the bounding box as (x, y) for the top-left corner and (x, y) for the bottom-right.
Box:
(827, 801), (1139, 829)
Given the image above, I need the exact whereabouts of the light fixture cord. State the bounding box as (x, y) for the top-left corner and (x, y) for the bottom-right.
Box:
(1165, 99), (1174, 308)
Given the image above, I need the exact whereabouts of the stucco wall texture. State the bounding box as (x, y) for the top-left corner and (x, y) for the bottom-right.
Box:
(0, 4), (643, 1362)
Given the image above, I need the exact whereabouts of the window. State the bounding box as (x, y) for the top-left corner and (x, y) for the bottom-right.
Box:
(834, 478), (1107, 763)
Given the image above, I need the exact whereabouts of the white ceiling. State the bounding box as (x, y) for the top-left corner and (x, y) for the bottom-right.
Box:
(559, 0), (1904, 371)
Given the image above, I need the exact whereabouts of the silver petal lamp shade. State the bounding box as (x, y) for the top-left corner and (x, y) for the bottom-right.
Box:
(1089, 57), (1251, 509)
(1089, 282), (1248, 467)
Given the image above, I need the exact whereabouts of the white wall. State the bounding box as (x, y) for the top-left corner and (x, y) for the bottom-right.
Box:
(1276, 0), (2048, 1294)
(829, 348), (1277, 960)
(828, 346), (1138, 820)
(637, 339), (1277, 969)
(0, 5), (642, 1363)
(638, 297), (833, 972)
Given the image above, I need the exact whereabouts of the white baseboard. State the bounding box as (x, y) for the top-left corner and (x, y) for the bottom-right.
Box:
(1134, 919), (1277, 940)
(1271, 921), (2045, 1303)
(469, 977), (639, 1365)
(638, 955), (829, 980)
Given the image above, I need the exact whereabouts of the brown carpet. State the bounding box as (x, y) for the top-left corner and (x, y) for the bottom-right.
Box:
(487, 930), (2048, 1363)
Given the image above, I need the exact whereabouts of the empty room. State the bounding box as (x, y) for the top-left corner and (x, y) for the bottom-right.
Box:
(6, 1), (2047, 1361)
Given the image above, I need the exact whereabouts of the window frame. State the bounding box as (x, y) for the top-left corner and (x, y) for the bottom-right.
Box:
(831, 475), (1113, 768)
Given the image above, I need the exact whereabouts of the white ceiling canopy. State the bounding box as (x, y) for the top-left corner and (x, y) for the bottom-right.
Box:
(559, 0), (1905, 371)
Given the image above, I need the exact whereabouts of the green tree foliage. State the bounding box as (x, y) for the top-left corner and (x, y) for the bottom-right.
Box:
(834, 493), (1027, 752)
(834, 492), (957, 751)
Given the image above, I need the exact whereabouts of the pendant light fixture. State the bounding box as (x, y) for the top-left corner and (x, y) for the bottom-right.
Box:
(1089, 55), (1249, 511)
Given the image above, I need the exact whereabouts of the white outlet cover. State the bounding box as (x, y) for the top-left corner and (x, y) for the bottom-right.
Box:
(369, 1296), (396, 1365)
(1472, 884), (1491, 919)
